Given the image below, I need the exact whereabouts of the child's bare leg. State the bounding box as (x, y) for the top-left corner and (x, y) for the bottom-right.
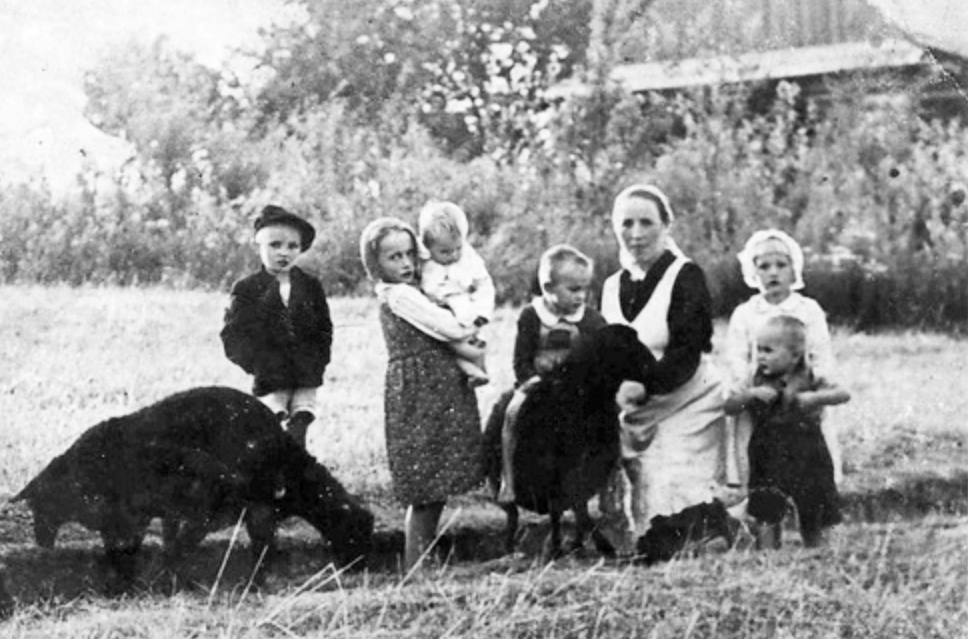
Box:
(450, 337), (488, 385)
(622, 456), (647, 532)
(724, 416), (741, 487)
(286, 387), (318, 450)
(821, 419), (843, 486)
(450, 337), (487, 368)
(498, 389), (527, 503)
(726, 413), (754, 519)
(404, 501), (444, 571)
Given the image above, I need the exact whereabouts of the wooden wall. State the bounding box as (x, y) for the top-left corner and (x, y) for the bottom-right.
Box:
(618, 0), (890, 62)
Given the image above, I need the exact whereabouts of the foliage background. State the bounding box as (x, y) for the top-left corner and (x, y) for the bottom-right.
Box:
(0, 0), (965, 331)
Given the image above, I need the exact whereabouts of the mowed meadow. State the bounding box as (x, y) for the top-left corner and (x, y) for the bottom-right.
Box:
(0, 285), (965, 638)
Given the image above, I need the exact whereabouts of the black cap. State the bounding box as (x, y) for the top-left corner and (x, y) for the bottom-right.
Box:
(254, 205), (316, 251)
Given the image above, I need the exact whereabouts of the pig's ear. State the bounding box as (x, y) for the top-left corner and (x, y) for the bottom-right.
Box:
(273, 472), (287, 499)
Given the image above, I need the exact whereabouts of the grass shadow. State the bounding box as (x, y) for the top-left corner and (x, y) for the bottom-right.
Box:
(841, 470), (968, 522)
(2, 471), (965, 608)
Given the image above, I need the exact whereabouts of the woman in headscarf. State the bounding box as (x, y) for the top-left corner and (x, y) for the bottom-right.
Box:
(599, 184), (731, 553)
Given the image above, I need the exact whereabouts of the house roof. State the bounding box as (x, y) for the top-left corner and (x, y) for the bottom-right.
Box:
(867, 0), (968, 59)
(547, 38), (931, 99)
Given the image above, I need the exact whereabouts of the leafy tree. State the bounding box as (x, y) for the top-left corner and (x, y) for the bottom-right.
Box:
(252, 0), (594, 157)
(83, 37), (266, 221)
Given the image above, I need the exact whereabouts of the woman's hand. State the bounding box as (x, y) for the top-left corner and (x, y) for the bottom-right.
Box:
(616, 380), (649, 411)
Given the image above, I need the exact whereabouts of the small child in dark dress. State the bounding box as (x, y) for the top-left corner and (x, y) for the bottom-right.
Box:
(495, 244), (607, 503)
(724, 314), (850, 549)
(221, 205), (333, 449)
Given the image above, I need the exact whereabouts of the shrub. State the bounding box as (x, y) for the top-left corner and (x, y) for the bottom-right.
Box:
(1, 78), (965, 332)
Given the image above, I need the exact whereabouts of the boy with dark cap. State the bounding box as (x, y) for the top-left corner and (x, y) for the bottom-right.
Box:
(221, 205), (333, 448)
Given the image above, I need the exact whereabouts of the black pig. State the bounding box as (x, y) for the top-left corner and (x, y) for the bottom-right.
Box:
(13, 386), (373, 591)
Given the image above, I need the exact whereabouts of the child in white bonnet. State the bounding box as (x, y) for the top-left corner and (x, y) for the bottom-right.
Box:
(724, 229), (844, 491)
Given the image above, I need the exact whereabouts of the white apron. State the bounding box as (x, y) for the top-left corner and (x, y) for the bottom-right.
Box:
(600, 260), (728, 541)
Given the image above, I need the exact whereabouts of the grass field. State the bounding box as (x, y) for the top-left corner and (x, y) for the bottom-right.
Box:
(0, 285), (965, 638)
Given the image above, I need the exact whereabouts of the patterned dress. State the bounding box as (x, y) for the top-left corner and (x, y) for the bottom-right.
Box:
(380, 303), (483, 505)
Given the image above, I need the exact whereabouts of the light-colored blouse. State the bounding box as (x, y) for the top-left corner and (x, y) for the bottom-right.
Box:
(419, 243), (495, 326)
(724, 292), (835, 391)
(376, 282), (476, 342)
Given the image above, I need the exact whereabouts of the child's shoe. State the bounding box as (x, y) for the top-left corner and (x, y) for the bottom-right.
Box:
(286, 411), (314, 449)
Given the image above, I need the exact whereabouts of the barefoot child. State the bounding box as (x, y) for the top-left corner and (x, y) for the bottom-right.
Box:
(417, 200), (495, 386)
(496, 244), (607, 503)
(724, 314), (850, 548)
(724, 229), (844, 491)
(359, 217), (483, 571)
(221, 205), (333, 448)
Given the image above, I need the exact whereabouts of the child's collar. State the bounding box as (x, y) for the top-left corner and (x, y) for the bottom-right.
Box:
(531, 296), (585, 325)
(753, 292), (801, 312)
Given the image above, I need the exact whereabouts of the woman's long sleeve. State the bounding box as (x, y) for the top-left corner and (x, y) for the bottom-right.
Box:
(643, 263), (713, 395)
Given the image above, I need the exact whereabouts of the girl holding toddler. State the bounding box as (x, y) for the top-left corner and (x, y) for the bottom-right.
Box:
(359, 216), (484, 571)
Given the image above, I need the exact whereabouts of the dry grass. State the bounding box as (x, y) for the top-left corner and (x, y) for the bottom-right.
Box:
(0, 285), (965, 637)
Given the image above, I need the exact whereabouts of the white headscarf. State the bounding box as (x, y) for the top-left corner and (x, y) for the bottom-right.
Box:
(611, 184), (685, 281)
(359, 216), (418, 282)
(737, 229), (805, 292)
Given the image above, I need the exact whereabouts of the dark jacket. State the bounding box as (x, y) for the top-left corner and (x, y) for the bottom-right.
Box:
(221, 267), (333, 397)
(512, 304), (608, 385)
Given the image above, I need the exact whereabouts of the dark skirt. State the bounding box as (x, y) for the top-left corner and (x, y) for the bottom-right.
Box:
(748, 419), (841, 530)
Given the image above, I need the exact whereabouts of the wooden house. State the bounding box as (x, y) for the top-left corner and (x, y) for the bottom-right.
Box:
(550, 0), (966, 118)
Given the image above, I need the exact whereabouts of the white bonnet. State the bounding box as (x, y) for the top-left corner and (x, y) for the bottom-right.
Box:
(737, 229), (805, 291)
